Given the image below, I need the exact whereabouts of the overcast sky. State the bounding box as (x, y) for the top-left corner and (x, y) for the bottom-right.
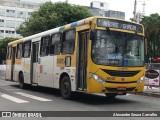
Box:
(51, 0), (160, 20)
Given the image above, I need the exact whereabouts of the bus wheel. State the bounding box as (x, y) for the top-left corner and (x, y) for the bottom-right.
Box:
(60, 76), (72, 99)
(19, 73), (25, 89)
(105, 93), (117, 98)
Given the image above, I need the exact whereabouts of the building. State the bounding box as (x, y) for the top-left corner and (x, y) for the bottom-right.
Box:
(90, 1), (108, 11)
(0, 0), (48, 39)
(88, 7), (106, 17)
(89, 1), (125, 20)
(89, 1), (108, 16)
(106, 10), (125, 20)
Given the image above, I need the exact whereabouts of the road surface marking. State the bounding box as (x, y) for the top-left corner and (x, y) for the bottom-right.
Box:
(15, 92), (52, 101)
(7, 89), (22, 91)
(126, 94), (130, 96)
(1, 94), (28, 103)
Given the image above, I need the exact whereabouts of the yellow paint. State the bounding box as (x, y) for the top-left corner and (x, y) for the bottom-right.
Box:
(65, 24), (71, 30)
(56, 54), (76, 67)
(86, 39), (145, 93)
(56, 16), (145, 94)
(8, 39), (23, 46)
(85, 17), (94, 24)
(6, 39), (23, 66)
(76, 24), (90, 31)
(15, 59), (21, 64)
(23, 64), (30, 70)
(6, 60), (11, 65)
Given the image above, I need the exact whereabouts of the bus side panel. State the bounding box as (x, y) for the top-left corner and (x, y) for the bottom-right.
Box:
(6, 60), (12, 80)
(53, 56), (59, 89)
(38, 56), (54, 88)
(14, 59), (22, 82)
(23, 57), (31, 84)
(53, 55), (77, 90)
(56, 54), (77, 91)
(86, 40), (104, 93)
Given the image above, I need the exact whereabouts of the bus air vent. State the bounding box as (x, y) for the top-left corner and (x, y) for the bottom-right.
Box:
(101, 69), (140, 77)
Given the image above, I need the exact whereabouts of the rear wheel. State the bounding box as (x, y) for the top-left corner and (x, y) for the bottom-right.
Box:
(19, 73), (25, 89)
(60, 76), (72, 99)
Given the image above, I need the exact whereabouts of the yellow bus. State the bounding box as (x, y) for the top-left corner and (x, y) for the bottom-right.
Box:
(6, 16), (145, 99)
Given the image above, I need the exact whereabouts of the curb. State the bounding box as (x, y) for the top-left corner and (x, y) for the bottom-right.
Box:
(136, 92), (160, 98)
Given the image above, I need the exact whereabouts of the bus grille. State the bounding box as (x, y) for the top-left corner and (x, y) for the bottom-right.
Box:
(106, 87), (135, 92)
(101, 69), (140, 77)
(105, 81), (137, 84)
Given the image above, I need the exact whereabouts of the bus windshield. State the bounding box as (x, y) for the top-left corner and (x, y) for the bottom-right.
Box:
(92, 30), (145, 67)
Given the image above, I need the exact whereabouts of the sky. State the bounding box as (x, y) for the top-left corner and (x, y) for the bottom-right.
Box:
(50, 0), (160, 20)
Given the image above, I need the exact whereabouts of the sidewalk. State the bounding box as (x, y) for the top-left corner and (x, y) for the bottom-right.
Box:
(138, 86), (160, 98)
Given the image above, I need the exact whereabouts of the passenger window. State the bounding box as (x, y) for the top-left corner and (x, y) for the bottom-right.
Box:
(50, 33), (61, 55)
(7, 46), (12, 60)
(40, 36), (50, 56)
(16, 43), (23, 59)
(23, 41), (31, 58)
(62, 29), (76, 54)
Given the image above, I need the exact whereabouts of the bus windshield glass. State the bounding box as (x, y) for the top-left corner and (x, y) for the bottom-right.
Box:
(92, 30), (145, 67)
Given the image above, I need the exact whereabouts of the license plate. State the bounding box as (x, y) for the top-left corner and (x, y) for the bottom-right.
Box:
(117, 87), (126, 91)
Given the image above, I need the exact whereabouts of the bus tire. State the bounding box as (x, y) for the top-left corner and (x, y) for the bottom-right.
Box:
(60, 76), (72, 99)
(105, 93), (117, 98)
(19, 73), (25, 89)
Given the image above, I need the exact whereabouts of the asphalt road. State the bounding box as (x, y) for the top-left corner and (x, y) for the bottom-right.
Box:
(0, 78), (160, 120)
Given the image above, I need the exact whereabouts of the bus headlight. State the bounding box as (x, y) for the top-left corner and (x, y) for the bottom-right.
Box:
(90, 73), (105, 84)
(137, 76), (145, 84)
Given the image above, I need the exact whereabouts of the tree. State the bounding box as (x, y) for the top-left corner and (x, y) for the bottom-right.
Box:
(141, 13), (160, 62)
(0, 37), (18, 64)
(16, 2), (92, 37)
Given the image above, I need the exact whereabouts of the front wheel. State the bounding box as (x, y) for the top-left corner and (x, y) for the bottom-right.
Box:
(60, 76), (72, 99)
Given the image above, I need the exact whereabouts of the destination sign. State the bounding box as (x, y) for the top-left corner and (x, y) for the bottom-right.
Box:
(97, 18), (143, 33)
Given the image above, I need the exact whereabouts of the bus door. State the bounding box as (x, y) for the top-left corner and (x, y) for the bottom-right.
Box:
(77, 31), (89, 90)
(11, 47), (16, 81)
(30, 42), (39, 84)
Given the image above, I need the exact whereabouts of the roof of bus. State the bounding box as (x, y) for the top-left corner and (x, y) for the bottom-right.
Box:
(8, 16), (143, 46)
(8, 39), (23, 46)
(22, 16), (94, 42)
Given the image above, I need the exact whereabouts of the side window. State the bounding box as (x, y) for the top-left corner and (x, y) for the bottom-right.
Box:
(40, 35), (50, 56)
(16, 43), (23, 59)
(50, 33), (61, 55)
(62, 29), (76, 54)
(23, 41), (31, 58)
(7, 46), (12, 60)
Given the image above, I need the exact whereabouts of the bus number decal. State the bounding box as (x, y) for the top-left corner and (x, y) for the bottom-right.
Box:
(106, 77), (115, 81)
(57, 58), (65, 64)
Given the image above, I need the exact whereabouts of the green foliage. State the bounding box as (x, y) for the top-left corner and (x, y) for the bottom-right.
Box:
(0, 37), (18, 64)
(16, 2), (92, 37)
(141, 13), (160, 62)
